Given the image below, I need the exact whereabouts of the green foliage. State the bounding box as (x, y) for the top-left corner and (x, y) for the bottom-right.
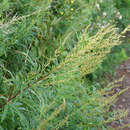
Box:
(114, 0), (130, 27)
(0, 0), (129, 129)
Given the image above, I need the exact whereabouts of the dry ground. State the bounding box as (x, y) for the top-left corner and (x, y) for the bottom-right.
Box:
(110, 59), (130, 130)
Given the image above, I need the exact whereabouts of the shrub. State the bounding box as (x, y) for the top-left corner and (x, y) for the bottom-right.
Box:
(0, 0), (129, 129)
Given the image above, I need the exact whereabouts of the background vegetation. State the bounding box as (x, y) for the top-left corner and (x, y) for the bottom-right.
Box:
(0, 0), (130, 129)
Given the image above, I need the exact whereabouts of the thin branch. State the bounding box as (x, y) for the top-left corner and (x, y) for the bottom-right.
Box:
(0, 73), (49, 109)
(0, 61), (64, 109)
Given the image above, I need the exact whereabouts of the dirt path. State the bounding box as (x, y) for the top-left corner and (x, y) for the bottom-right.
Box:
(110, 59), (130, 130)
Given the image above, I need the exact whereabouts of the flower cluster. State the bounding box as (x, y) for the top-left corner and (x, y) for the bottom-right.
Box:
(71, 0), (74, 4)
(116, 11), (122, 20)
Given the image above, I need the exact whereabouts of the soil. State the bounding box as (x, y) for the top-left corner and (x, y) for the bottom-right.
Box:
(110, 59), (130, 130)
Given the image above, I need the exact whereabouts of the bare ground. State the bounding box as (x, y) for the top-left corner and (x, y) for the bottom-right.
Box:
(110, 59), (130, 130)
